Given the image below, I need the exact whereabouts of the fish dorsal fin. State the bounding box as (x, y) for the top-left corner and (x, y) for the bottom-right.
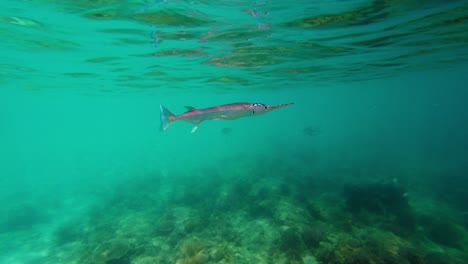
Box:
(184, 106), (197, 111)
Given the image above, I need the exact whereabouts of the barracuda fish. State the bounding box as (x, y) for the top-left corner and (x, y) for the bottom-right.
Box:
(160, 102), (293, 133)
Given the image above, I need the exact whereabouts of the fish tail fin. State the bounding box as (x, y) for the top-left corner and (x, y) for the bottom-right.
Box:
(160, 105), (175, 131)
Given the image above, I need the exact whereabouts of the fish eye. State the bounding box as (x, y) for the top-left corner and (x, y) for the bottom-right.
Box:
(264, 105), (267, 109)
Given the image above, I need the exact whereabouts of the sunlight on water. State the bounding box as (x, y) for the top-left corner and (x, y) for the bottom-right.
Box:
(1, 0), (468, 263)
(1, 0), (466, 91)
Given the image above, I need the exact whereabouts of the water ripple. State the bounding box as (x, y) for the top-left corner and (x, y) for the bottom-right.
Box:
(1, 0), (467, 90)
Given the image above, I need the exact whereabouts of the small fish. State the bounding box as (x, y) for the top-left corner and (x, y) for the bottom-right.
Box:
(302, 126), (321, 137)
(221, 127), (232, 135)
(160, 102), (293, 133)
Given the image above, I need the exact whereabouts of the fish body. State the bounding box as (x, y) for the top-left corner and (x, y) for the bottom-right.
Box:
(160, 102), (293, 133)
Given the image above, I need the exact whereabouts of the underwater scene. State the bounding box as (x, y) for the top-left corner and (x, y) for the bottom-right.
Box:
(1, 0), (468, 263)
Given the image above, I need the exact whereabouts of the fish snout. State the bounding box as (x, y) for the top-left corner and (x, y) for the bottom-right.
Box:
(268, 103), (294, 109)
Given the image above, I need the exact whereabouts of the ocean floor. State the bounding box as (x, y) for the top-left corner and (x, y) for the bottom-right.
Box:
(1, 155), (467, 264)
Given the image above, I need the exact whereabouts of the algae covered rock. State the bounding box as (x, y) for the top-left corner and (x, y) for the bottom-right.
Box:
(91, 238), (130, 264)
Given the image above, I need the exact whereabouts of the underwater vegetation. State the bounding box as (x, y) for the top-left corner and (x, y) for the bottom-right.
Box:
(315, 228), (424, 264)
(343, 181), (416, 235)
(91, 238), (131, 264)
(418, 214), (465, 249)
(3, 156), (467, 264)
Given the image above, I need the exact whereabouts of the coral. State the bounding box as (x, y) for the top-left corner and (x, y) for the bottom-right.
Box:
(176, 238), (207, 264)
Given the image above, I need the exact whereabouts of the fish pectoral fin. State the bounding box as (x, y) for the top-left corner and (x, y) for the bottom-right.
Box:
(191, 125), (199, 133)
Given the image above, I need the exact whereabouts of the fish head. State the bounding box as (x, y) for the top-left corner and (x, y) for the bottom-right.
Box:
(251, 103), (270, 115)
(251, 102), (294, 115)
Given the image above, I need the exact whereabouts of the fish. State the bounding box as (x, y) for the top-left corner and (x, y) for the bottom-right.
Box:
(160, 102), (294, 133)
(221, 127), (232, 135)
(302, 126), (321, 137)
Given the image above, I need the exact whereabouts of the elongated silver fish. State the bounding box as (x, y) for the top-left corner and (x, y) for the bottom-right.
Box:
(160, 102), (293, 133)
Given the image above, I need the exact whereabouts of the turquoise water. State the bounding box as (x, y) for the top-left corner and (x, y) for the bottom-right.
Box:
(1, 0), (468, 263)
